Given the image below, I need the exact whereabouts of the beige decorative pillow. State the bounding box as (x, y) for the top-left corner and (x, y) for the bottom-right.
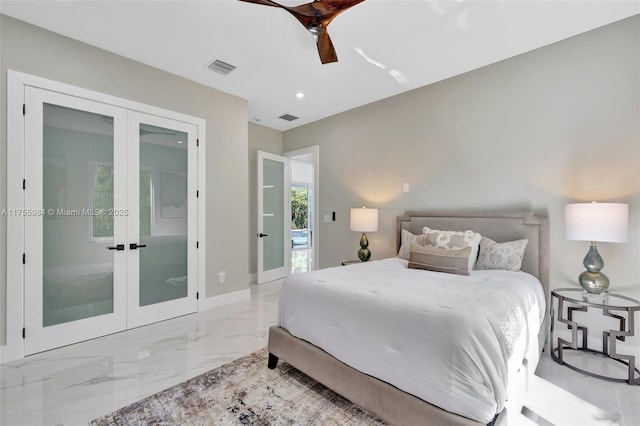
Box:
(408, 243), (472, 276)
(422, 227), (481, 271)
(397, 229), (426, 260)
(475, 237), (529, 272)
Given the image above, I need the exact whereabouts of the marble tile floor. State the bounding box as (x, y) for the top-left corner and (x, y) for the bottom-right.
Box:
(1, 280), (638, 426)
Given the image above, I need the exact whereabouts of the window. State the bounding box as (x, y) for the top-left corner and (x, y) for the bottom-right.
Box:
(92, 163), (114, 239)
(91, 164), (153, 239)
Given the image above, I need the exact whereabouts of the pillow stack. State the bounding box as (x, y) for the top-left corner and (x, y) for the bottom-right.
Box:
(398, 227), (529, 275)
(400, 227), (481, 275)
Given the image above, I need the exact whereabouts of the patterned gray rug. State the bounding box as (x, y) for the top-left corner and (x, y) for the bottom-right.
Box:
(90, 348), (385, 425)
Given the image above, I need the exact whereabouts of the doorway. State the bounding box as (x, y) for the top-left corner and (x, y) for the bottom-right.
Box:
(286, 147), (318, 275)
(256, 146), (318, 284)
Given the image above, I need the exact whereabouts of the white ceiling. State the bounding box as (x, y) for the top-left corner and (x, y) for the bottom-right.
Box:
(1, 0), (638, 131)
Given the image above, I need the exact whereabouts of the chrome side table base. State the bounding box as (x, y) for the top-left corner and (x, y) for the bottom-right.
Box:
(550, 288), (640, 385)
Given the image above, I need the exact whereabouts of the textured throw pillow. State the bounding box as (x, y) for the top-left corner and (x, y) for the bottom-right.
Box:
(422, 227), (481, 271)
(397, 229), (426, 260)
(475, 237), (529, 272)
(408, 243), (472, 276)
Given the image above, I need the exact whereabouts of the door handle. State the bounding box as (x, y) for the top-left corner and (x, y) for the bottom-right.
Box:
(129, 243), (147, 250)
(258, 233), (268, 238)
(107, 244), (125, 251)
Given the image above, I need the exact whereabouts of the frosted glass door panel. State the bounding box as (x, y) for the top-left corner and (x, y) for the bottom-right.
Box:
(138, 124), (188, 307)
(42, 103), (115, 327)
(263, 159), (285, 271)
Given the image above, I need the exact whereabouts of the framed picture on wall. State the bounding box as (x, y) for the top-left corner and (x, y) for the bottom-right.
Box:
(160, 169), (187, 218)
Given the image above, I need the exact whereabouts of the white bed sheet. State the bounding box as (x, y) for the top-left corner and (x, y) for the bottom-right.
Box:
(277, 257), (546, 423)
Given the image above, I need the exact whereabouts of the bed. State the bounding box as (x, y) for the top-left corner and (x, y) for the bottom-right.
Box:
(267, 210), (549, 425)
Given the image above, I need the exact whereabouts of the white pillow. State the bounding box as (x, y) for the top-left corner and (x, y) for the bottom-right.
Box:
(397, 229), (426, 260)
(475, 237), (529, 272)
(422, 227), (481, 271)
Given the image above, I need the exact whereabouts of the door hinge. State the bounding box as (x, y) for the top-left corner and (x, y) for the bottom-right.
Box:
(196, 241), (199, 249)
(196, 292), (199, 300)
(22, 253), (26, 264)
(22, 179), (26, 190)
(22, 104), (26, 115)
(22, 328), (26, 339)
(196, 138), (199, 147)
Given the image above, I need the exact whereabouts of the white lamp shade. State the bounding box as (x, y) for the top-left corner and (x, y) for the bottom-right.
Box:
(350, 207), (378, 232)
(565, 203), (628, 243)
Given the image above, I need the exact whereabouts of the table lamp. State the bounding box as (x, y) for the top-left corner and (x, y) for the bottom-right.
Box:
(564, 202), (628, 294)
(350, 207), (378, 262)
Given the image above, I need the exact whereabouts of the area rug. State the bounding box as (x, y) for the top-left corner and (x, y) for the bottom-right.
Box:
(90, 348), (386, 425)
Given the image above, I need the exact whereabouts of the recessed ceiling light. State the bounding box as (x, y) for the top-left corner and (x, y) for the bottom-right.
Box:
(177, 140), (183, 144)
(296, 92), (305, 99)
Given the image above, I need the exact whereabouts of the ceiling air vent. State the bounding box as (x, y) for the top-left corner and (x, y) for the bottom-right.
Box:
(207, 59), (236, 76)
(279, 114), (299, 122)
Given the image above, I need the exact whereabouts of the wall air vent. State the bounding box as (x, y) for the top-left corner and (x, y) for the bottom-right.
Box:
(207, 59), (236, 76)
(279, 114), (299, 121)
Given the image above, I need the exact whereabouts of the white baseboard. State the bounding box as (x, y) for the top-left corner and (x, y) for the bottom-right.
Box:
(0, 344), (23, 365)
(248, 273), (257, 284)
(198, 288), (251, 312)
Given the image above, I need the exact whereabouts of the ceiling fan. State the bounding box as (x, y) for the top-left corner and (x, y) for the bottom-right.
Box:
(238, 0), (367, 64)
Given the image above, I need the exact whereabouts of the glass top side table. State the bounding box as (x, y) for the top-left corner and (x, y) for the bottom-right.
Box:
(550, 288), (640, 385)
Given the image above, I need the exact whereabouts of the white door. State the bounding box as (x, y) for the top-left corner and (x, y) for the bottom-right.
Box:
(24, 87), (128, 354)
(257, 151), (290, 284)
(126, 112), (198, 328)
(23, 90), (199, 354)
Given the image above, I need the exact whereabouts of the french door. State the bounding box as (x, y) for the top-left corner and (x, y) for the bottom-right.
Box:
(126, 112), (198, 328)
(23, 88), (198, 354)
(257, 151), (290, 284)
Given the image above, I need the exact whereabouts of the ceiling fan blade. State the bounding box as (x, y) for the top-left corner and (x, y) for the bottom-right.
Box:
(239, 0), (367, 64)
(237, 0), (283, 8)
(317, 28), (338, 64)
(289, 0), (367, 19)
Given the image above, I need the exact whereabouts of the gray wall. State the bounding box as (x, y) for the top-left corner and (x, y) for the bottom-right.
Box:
(283, 16), (640, 299)
(248, 123), (284, 276)
(0, 15), (249, 344)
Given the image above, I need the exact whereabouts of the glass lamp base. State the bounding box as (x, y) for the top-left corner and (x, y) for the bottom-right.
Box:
(357, 232), (371, 262)
(579, 270), (609, 294)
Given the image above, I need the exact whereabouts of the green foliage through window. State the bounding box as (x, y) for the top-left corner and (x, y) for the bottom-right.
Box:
(92, 165), (153, 239)
(291, 185), (308, 230)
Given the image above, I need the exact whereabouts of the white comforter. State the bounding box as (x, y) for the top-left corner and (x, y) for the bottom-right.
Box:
(278, 257), (546, 423)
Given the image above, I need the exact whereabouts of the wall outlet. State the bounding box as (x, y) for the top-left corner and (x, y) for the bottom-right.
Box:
(403, 183), (409, 192)
(324, 214), (332, 223)
(217, 270), (227, 284)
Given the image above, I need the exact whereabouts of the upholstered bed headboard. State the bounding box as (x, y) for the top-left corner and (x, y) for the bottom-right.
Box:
(396, 210), (550, 298)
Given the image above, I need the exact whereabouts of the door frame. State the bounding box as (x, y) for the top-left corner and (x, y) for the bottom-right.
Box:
(284, 146), (319, 272)
(3, 70), (207, 362)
